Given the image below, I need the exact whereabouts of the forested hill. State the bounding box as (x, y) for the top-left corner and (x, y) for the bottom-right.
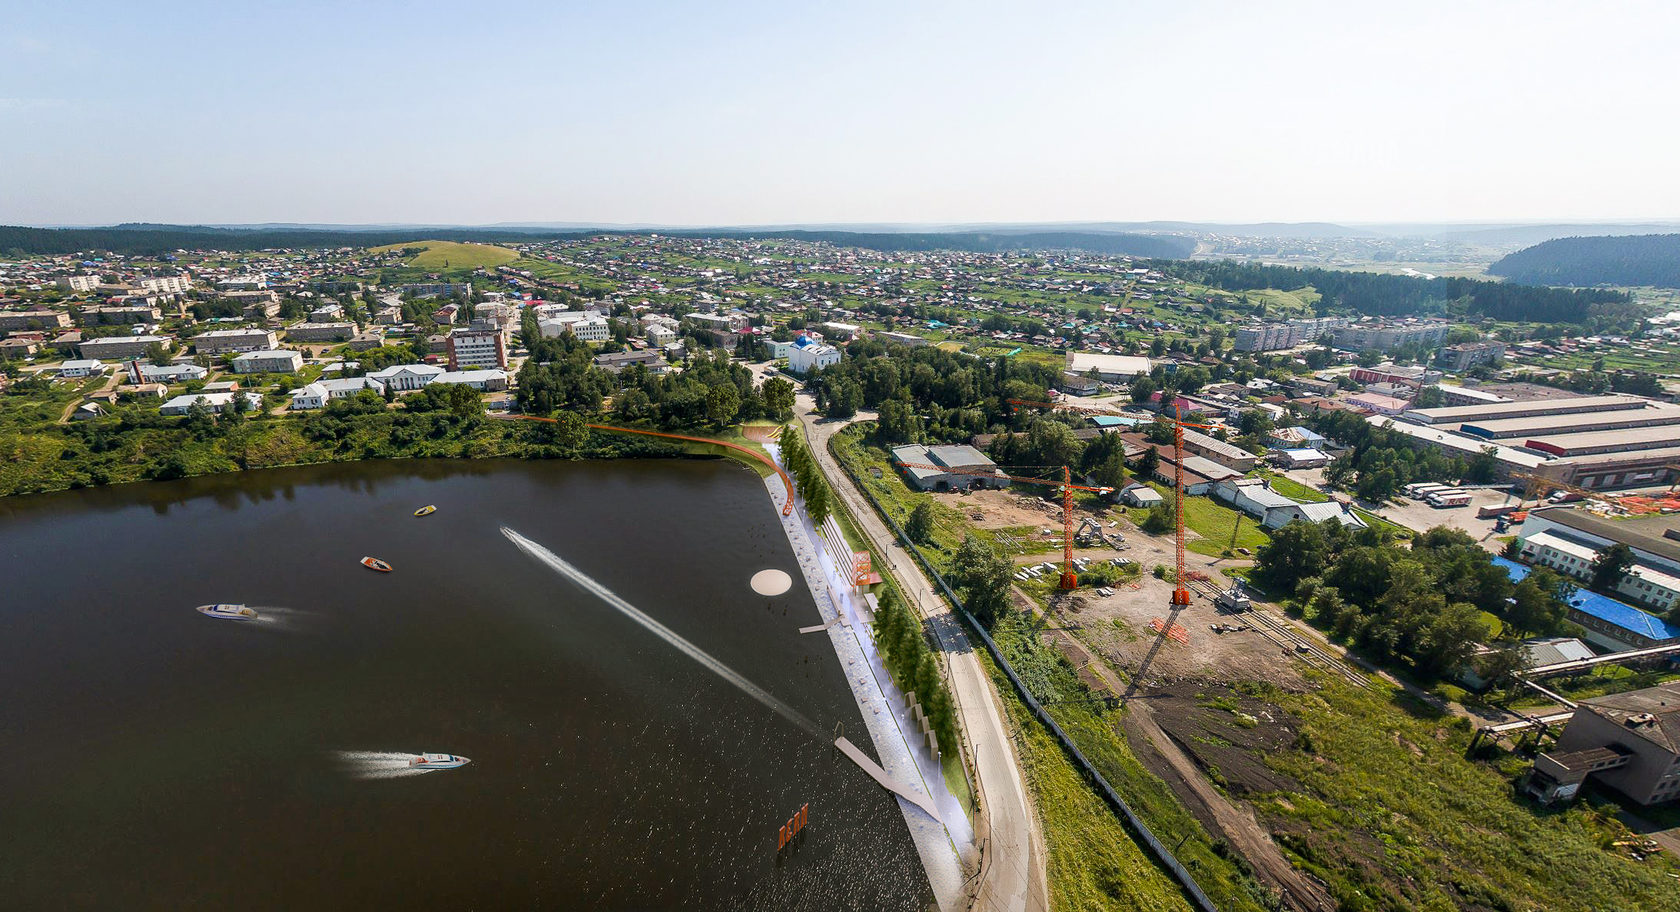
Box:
(1488, 234), (1680, 288)
(1163, 260), (1630, 324)
(0, 223), (1194, 259)
(0, 224), (568, 257)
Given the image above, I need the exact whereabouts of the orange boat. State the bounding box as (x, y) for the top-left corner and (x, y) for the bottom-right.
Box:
(361, 556), (393, 572)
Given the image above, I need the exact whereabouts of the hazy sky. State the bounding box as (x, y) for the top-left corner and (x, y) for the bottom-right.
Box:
(4, 0), (1678, 227)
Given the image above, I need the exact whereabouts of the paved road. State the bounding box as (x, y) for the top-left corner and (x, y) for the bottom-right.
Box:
(797, 401), (1048, 912)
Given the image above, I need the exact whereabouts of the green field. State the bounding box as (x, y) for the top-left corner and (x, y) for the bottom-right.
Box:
(1123, 482), (1271, 557)
(372, 240), (518, 270)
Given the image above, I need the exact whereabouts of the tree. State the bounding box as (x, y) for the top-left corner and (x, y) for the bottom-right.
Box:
(1140, 498), (1175, 535)
(1507, 569), (1575, 638)
(906, 501), (935, 544)
(705, 383), (740, 427)
(948, 534), (1014, 627)
(1254, 520), (1333, 591)
(1589, 544), (1635, 594)
(1136, 445), (1161, 481)
(760, 377), (794, 420)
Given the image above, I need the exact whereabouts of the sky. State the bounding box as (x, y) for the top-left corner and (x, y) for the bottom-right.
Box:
(4, 0), (1679, 227)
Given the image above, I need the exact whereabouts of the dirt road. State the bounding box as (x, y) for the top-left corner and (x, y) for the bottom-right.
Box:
(798, 403), (1049, 912)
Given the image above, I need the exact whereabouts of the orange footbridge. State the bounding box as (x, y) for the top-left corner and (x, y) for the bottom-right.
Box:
(506, 415), (795, 515)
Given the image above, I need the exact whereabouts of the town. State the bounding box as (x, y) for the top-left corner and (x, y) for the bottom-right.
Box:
(4, 231), (1680, 911)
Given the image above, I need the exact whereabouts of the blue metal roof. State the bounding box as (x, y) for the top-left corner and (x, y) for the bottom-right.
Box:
(1091, 415), (1143, 428)
(1493, 557), (1680, 641)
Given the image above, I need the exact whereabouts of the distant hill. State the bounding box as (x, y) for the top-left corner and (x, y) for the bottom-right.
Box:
(0, 224), (1194, 259)
(1488, 234), (1680, 287)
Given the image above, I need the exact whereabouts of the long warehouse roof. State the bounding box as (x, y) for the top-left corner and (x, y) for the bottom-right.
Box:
(1522, 427), (1680, 458)
(1369, 416), (1552, 468)
(1406, 395), (1647, 426)
(1460, 404), (1680, 439)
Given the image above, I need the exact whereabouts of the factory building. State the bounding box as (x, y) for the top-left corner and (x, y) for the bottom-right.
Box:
(1404, 395), (1647, 426)
(891, 444), (1010, 491)
(1527, 681), (1680, 806)
(1518, 509), (1680, 617)
(1065, 351), (1152, 381)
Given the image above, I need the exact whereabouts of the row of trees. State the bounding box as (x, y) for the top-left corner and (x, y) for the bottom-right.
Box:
(871, 589), (958, 757)
(776, 423), (830, 527)
(1255, 521), (1578, 678)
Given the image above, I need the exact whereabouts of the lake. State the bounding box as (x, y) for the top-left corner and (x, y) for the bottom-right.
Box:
(0, 458), (930, 910)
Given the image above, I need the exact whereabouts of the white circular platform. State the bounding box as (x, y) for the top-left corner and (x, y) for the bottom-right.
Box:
(751, 568), (793, 596)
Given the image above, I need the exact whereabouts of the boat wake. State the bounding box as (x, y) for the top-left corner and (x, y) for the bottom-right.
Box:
(247, 606), (312, 631)
(500, 526), (823, 740)
(333, 750), (436, 779)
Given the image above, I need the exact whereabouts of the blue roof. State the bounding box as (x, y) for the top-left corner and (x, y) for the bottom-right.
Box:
(1493, 557), (1680, 641)
(1295, 427), (1327, 443)
(1091, 415), (1143, 428)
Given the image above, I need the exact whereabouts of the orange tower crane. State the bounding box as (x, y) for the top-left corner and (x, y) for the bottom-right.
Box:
(1006, 397), (1215, 608)
(890, 460), (1113, 589)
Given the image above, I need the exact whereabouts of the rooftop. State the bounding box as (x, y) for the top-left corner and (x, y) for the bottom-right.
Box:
(1581, 680), (1680, 754)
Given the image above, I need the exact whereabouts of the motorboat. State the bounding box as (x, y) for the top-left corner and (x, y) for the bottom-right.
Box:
(195, 603), (258, 621)
(414, 505), (436, 517)
(409, 752), (470, 769)
(361, 556), (393, 572)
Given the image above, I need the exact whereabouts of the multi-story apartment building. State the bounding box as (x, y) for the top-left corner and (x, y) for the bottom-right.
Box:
(194, 328), (278, 354)
(446, 326), (507, 370)
(139, 276), (192, 294)
(0, 310), (73, 333)
(56, 275), (103, 292)
(1332, 320), (1453, 352)
(1232, 317), (1349, 352)
(1437, 341), (1506, 372)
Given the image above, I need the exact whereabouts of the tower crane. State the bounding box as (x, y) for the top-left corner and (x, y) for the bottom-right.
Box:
(1005, 397), (1218, 608)
(889, 460), (1113, 589)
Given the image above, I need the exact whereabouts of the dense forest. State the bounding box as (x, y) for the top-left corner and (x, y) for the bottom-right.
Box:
(1162, 259), (1630, 323)
(1488, 233), (1680, 288)
(0, 223), (1193, 259)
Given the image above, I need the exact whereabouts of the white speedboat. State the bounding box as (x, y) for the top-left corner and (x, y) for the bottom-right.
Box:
(196, 603), (258, 621)
(409, 752), (470, 769)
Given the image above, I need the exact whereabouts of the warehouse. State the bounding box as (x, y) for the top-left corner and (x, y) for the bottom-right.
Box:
(1066, 351), (1151, 381)
(890, 444), (1010, 491)
(1404, 395), (1647, 426)
(1181, 429), (1258, 471)
(1521, 427), (1680, 459)
(1459, 405), (1680, 440)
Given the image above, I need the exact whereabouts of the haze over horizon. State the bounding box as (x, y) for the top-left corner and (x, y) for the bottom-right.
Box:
(5, 0), (1678, 228)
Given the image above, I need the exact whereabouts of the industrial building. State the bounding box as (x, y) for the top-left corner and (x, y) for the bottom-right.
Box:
(1181, 429), (1258, 471)
(1065, 351), (1152, 381)
(1457, 404), (1680, 440)
(1527, 681), (1680, 806)
(1518, 509), (1680, 617)
(1405, 395), (1647, 426)
(1379, 395), (1680, 490)
(890, 444), (1010, 491)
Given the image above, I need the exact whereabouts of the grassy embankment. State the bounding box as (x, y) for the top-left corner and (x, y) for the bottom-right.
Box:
(1251, 676), (1680, 912)
(370, 240), (518, 270)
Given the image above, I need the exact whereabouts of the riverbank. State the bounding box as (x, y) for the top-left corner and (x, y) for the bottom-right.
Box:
(0, 385), (783, 498)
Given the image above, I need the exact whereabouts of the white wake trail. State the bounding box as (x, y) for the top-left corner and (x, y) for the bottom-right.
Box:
(501, 526), (822, 740)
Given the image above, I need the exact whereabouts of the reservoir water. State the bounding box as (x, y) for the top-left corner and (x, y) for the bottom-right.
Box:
(0, 459), (931, 910)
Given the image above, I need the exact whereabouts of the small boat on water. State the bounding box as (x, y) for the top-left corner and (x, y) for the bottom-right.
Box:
(196, 603), (258, 621)
(413, 505), (437, 517)
(409, 752), (470, 769)
(361, 556), (393, 572)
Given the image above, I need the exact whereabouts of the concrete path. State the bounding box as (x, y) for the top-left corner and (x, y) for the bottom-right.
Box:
(763, 472), (969, 911)
(798, 407), (1049, 912)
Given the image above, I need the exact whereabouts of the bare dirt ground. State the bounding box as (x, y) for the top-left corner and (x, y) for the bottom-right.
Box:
(1018, 586), (1335, 912)
(932, 488), (1070, 531)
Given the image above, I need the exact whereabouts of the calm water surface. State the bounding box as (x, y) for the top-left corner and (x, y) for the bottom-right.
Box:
(0, 459), (930, 910)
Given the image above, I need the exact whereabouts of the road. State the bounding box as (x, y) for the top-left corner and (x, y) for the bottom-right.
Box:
(796, 399), (1048, 912)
